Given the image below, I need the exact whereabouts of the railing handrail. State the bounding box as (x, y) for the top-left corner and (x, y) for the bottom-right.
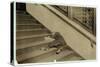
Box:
(43, 5), (96, 44)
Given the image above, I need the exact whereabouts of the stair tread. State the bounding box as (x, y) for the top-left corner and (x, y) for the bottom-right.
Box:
(22, 49), (74, 63)
(16, 28), (47, 32)
(16, 11), (27, 15)
(57, 54), (82, 61)
(16, 20), (39, 25)
(64, 56), (82, 60)
(16, 37), (54, 50)
(16, 19), (38, 22)
(16, 33), (51, 40)
(37, 49), (74, 62)
(17, 18), (37, 20)
(16, 23), (39, 25)
(16, 14), (30, 16)
(16, 23), (41, 25)
(17, 48), (57, 62)
(16, 10), (26, 13)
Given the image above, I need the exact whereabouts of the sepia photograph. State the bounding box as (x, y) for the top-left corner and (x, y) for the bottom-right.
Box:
(11, 2), (96, 64)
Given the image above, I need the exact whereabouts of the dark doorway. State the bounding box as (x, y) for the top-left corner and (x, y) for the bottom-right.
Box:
(16, 2), (26, 11)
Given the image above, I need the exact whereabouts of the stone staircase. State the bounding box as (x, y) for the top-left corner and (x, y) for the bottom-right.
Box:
(16, 11), (83, 64)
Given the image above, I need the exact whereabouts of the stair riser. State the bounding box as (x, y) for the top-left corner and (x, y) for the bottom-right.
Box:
(16, 37), (44, 47)
(16, 34), (51, 40)
(16, 43), (50, 56)
(16, 25), (43, 30)
(57, 53), (83, 61)
(16, 30), (49, 37)
(19, 49), (57, 63)
(16, 11), (27, 14)
(34, 50), (57, 63)
(16, 15), (33, 20)
(16, 20), (39, 24)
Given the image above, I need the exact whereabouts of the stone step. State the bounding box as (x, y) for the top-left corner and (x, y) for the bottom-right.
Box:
(17, 40), (54, 56)
(16, 24), (43, 30)
(37, 49), (74, 62)
(16, 28), (47, 32)
(16, 37), (54, 50)
(16, 23), (41, 26)
(16, 20), (39, 24)
(17, 48), (57, 63)
(16, 18), (38, 21)
(57, 53), (83, 61)
(16, 37), (45, 48)
(16, 11), (27, 14)
(16, 33), (52, 40)
(16, 14), (33, 20)
(20, 49), (74, 63)
(16, 28), (50, 37)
